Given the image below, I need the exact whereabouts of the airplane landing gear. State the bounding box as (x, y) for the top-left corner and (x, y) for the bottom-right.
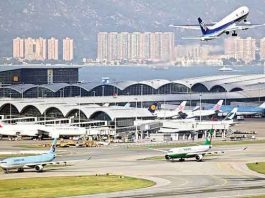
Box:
(232, 31), (238, 37)
(179, 158), (185, 162)
(3, 169), (9, 174)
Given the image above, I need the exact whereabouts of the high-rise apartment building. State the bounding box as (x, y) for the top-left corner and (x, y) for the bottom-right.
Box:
(97, 32), (175, 63)
(24, 37), (36, 60)
(47, 37), (58, 60)
(24, 37), (46, 61)
(13, 37), (24, 59)
(35, 37), (46, 61)
(97, 32), (108, 62)
(260, 37), (265, 60)
(63, 37), (74, 61)
(224, 37), (256, 63)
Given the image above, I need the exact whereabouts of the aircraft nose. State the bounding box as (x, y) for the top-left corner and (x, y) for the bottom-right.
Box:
(243, 6), (249, 13)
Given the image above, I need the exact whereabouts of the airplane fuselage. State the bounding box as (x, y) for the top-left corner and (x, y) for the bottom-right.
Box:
(0, 153), (55, 170)
(205, 6), (249, 38)
(165, 145), (211, 161)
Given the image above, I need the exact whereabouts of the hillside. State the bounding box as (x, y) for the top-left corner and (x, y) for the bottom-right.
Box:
(0, 0), (264, 59)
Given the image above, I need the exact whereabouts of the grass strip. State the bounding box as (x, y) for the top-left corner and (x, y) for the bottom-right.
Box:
(0, 175), (155, 198)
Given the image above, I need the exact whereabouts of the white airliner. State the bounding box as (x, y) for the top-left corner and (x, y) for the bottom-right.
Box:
(170, 6), (265, 41)
(182, 100), (223, 119)
(148, 101), (187, 119)
(0, 122), (87, 140)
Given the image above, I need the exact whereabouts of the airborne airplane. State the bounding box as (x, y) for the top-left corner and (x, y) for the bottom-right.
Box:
(170, 6), (265, 41)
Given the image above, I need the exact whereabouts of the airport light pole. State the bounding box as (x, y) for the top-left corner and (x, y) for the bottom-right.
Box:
(21, 88), (23, 99)
(140, 85), (143, 108)
(224, 83), (228, 106)
(199, 93), (202, 122)
(190, 83), (192, 109)
(135, 97), (138, 142)
(258, 82), (261, 103)
(102, 85), (105, 96)
(9, 92), (12, 119)
(79, 88), (81, 127)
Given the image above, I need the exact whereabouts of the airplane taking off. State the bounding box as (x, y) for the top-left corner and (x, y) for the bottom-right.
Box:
(170, 6), (265, 41)
(153, 127), (245, 162)
(0, 138), (90, 173)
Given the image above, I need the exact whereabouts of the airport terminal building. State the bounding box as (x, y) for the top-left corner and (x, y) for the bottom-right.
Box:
(0, 66), (79, 85)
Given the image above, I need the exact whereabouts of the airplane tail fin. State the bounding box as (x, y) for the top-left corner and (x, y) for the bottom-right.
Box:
(148, 102), (158, 113)
(224, 107), (238, 121)
(203, 128), (214, 145)
(48, 138), (57, 153)
(0, 121), (4, 128)
(198, 17), (209, 35)
(259, 102), (265, 109)
(212, 100), (223, 111)
(124, 102), (130, 108)
(177, 101), (187, 112)
(192, 106), (200, 112)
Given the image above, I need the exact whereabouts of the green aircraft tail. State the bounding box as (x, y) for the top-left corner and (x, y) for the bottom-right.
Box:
(203, 129), (214, 145)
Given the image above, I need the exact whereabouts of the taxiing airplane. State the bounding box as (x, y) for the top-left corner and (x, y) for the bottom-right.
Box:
(153, 126), (245, 162)
(170, 6), (265, 41)
(0, 138), (90, 173)
(148, 101), (187, 119)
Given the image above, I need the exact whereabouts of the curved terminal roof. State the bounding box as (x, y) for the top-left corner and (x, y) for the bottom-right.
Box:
(1, 74), (265, 95)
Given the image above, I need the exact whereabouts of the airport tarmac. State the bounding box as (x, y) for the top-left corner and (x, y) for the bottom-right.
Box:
(231, 118), (265, 137)
(0, 141), (265, 198)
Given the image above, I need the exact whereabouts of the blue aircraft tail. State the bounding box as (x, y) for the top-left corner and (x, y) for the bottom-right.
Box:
(198, 17), (209, 35)
(49, 138), (57, 153)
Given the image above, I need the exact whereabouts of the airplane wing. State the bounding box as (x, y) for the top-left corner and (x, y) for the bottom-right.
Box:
(182, 36), (219, 41)
(187, 147), (247, 156)
(169, 24), (201, 30)
(24, 158), (91, 168)
(169, 23), (215, 30)
(148, 148), (168, 153)
(225, 23), (265, 32)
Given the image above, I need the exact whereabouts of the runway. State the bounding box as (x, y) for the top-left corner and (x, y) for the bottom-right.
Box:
(1, 142), (265, 198)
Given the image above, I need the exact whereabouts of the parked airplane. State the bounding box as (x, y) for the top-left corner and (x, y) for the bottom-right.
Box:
(181, 100), (223, 119)
(0, 138), (89, 173)
(153, 126), (245, 162)
(0, 122), (45, 139)
(0, 122), (88, 140)
(159, 107), (238, 133)
(219, 102), (265, 116)
(148, 101), (187, 119)
(170, 6), (265, 41)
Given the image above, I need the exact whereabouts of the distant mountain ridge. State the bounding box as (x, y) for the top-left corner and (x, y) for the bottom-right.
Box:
(0, 0), (265, 59)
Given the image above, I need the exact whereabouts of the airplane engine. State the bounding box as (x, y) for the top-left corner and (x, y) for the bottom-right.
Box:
(195, 154), (203, 162)
(35, 165), (44, 172)
(165, 155), (171, 161)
